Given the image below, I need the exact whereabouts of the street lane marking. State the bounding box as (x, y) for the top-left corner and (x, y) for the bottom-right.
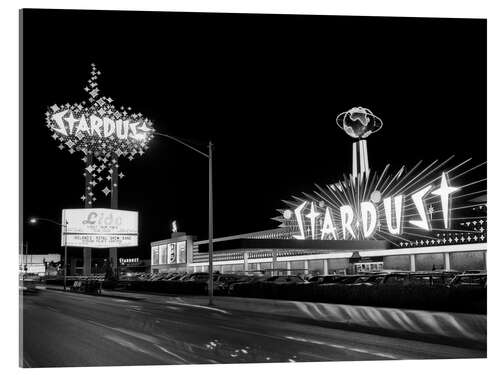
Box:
(87, 320), (161, 344)
(104, 334), (154, 355)
(155, 344), (188, 363)
(284, 336), (399, 360)
(298, 351), (339, 361)
(165, 301), (231, 315)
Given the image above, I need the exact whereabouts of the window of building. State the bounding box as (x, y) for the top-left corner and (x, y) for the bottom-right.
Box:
(151, 246), (159, 266)
(159, 244), (167, 265)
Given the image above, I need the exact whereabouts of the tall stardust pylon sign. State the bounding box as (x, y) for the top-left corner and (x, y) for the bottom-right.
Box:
(46, 63), (155, 275)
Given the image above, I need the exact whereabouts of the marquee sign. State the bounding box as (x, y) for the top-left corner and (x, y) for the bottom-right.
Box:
(61, 208), (138, 248)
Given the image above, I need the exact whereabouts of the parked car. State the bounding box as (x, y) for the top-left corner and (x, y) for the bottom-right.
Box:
(148, 273), (166, 281)
(448, 273), (487, 288)
(461, 270), (484, 274)
(184, 272), (210, 282)
(264, 275), (308, 285)
(308, 275), (348, 284)
(201, 274), (251, 295)
(228, 275), (271, 295)
(307, 275), (323, 283)
(167, 272), (190, 281)
(218, 274), (250, 293)
(376, 272), (412, 286)
(407, 271), (460, 286)
(348, 274), (387, 286)
(320, 275), (364, 286)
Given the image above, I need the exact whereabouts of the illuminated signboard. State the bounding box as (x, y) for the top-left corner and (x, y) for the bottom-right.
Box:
(274, 107), (486, 247)
(47, 64), (155, 205)
(167, 243), (177, 264)
(151, 241), (187, 266)
(119, 257), (141, 265)
(47, 64), (154, 158)
(61, 208), (138, 248)
(47, 106), (154, 156)
(277, 160), (485, 247)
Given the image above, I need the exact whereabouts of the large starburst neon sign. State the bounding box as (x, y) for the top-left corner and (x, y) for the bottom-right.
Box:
(276, 107), (486, 247)
(285, 172), (458, 241)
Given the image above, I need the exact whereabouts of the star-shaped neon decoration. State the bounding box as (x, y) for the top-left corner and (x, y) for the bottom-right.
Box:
(431, 173), (459, 229)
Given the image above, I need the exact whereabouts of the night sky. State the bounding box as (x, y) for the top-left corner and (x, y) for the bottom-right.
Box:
(21, 9), (486, 259)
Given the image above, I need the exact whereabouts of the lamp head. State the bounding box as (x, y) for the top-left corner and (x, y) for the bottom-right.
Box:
(29, 218), (37, 224)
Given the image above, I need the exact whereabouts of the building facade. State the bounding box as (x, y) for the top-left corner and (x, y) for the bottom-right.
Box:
(151, 214), (487, 276)
(19, 253), (61, 275)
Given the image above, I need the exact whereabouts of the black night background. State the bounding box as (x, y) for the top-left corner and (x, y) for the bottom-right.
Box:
(21, 9), (486, 259)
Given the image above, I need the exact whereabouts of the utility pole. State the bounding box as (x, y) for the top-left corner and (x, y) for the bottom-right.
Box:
(208, 141), (214, 305)
(154, 132), (215, 306)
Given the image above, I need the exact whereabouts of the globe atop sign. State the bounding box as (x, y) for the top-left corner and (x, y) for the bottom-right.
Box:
(336, 107), (383, 139)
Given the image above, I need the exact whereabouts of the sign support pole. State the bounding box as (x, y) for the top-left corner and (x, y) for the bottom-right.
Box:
(208, 141), (214, 306)
(83, 154), (93, 276)
(63, 222), (68, 291)
(110, 154), (119, 279)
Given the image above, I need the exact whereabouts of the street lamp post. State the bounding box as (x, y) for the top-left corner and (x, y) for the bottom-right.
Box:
(154, 132), (215, 305)
(29, 217), (69, 291)
(208, 141), (214, 306)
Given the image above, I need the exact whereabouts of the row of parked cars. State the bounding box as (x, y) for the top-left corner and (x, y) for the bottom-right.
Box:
(306, 271), (487, 287)
(121, 270), (486, 296)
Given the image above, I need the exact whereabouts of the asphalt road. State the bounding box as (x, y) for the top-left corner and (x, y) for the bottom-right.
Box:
(21, 289), (485, 368)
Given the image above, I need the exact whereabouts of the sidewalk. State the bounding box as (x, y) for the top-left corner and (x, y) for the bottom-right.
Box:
(42, 285), (486, 349)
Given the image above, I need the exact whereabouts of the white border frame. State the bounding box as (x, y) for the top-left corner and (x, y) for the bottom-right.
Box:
(3, 2), (498, 375)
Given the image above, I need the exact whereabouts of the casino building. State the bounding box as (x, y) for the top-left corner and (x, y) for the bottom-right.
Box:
(150, 108), (487, 276)
(151, 197), (486, 276)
